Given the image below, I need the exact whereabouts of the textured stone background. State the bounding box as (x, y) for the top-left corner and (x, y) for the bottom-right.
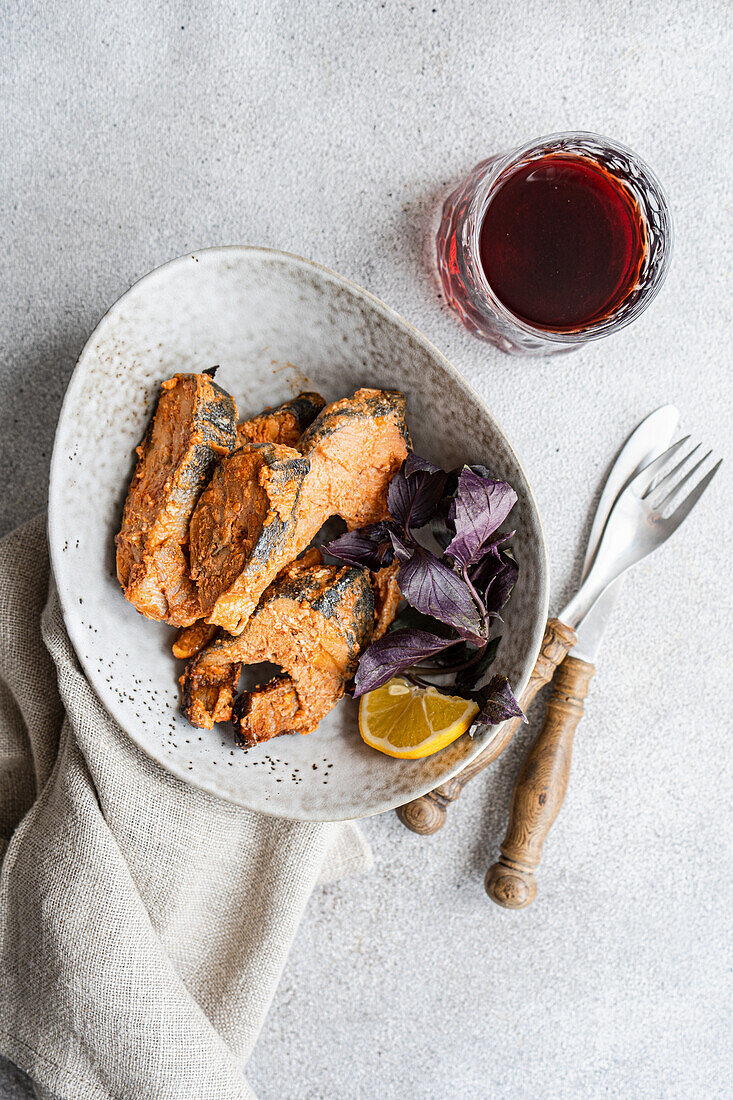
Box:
(1, 1), (731, 1097)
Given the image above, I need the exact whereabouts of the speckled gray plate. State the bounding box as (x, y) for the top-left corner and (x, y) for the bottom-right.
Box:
(48, 246), (548, 820)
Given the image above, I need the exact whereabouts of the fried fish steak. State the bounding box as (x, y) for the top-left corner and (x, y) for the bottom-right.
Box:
(233, 562), (398, 745)
(180, 550), (374, 739)
(189, 388), (409, 635)
(115, 372), (237, 626)
(175, 391), (325, 655)
(236, 391), (326, 448)
(189, 442), (311, 634)
(298, 387), (410, 528)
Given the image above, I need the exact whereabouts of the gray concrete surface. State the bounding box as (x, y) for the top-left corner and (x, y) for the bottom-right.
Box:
(1, 1), (731, 1097)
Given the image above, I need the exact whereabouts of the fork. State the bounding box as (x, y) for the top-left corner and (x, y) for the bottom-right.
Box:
(484, 434), (721, 907)
(560, 436), (722, 630)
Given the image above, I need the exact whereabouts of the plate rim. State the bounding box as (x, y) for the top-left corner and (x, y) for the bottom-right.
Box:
(48, 244), (550, 820)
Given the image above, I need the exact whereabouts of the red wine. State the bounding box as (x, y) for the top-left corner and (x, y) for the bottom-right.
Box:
(478, 155), (646, 331)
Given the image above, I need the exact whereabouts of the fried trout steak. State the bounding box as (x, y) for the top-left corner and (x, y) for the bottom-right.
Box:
(190, 388), (409, 634)
(115, 372), (237, 626)
(180, 550), (374, 739)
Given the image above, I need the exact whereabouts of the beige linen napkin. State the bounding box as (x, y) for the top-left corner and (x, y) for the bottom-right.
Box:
(0, 515), (372, 1100)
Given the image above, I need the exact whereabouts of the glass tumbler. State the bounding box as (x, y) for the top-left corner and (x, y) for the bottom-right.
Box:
(436, 132), (673, 355)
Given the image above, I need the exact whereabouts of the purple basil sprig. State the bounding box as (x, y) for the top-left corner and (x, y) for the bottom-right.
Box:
(387, 453), (448, 530)
(473, 675), (527, 727)
(325, 520), (396, 571)
(445, 466), (518, 569)
(326, 454), (525, 726)
(353, 629), (461, 695)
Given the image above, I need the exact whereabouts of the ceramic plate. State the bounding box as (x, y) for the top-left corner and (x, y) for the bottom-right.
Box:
(49, 247), (548, 820)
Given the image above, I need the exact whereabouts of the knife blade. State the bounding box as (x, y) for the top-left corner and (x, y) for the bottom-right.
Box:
(561, 405), (679, 662)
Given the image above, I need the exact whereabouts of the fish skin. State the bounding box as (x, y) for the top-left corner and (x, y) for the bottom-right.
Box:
(189, 388), (409, 635)
(236, 391), (326, 449)
(115, 373), (237, 626)
(180, 552), (374, 737)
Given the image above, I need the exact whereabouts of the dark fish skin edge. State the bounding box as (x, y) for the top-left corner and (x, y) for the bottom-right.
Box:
(298, 388), (411, 454)
(231, 693), (253, 747)
(236, 445), (311, 573)
(222, 564), (374, 746)
(268, 562), (374, 652)
(179, 442), (222, 492)
(165, 375), (238, 497)
(239, 392), (325, 434)
(279, 391), (326, 430)
(200, 378), (238, 440)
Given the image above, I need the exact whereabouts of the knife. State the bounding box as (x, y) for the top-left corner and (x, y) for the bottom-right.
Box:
(484, 406), (680, 908)
(397, 407), (679, 838)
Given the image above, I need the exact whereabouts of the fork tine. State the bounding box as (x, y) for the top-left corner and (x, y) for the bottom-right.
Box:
(664, 459), (722, 531)
(627, 437), (690, 497)
(642, 443), (700, 500)
(654, 449), (712, 512)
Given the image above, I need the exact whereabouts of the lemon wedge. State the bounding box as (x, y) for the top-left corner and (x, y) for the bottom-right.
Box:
(358, 677), (479, 759)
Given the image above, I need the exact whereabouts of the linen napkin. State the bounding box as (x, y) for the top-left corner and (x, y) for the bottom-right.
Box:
(0, 515), (372, 1100)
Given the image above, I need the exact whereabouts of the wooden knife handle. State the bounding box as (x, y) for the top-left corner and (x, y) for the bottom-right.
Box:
(485, 654), (595, 909)
(396, 619), (577, 835)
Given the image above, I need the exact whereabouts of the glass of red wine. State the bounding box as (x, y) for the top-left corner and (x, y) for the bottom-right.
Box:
(436, 132), (672, 355)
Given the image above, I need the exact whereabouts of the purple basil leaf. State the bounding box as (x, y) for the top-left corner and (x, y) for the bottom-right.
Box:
(470, 544), (519, 616)
(396, 545), (485, 642)
(446, 467), (518, 569)
(326, 521), (396, 570)
(388, 527), (416, 564)
(403, 453), (443, 477)
(387, 454), (448, 531)
(468, 463), (493, 480)
(455, 635), (502, 690)
(429, 467), (461, 549)
(467, 531), (514, 591)
(353, 629), (461, 696)
(485, 549), (518, 615)
(473, 675), (526, 726)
